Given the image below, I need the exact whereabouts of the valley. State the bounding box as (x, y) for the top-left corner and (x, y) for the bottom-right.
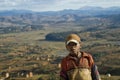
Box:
(0, 7), (120, 79)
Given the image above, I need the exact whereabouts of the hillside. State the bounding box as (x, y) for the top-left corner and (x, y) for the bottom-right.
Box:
(0, 7), (120, 79)
(0, 7), (120, 35)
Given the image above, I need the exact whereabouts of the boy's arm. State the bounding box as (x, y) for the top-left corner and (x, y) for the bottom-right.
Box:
(88, 53), (101, 80)
(60, 70), (68, 80)
(91, 64), (101, 80)
(60, 58), (68, 80)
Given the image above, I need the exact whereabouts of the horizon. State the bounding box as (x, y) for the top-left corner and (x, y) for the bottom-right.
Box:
(0, 6), (120, 13)
(0, 0), (120, 12)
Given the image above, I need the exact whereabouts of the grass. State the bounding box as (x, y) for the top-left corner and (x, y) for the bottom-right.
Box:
(101, 75), (120, 80)
(7, 75), (120, 80)
(0, 27), (120, 79)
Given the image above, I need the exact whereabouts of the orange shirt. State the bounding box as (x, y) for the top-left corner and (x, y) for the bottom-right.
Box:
(60, 52), (99, 80)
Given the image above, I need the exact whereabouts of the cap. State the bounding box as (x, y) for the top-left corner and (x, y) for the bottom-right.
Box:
(65, 34), (81, 45)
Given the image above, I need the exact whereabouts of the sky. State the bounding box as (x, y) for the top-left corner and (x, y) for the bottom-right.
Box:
(0, 0), (120, 12)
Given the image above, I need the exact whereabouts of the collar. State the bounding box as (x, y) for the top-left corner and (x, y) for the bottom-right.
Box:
(66, 51), (89, 60)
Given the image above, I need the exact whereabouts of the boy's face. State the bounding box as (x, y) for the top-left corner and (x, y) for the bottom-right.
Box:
(66, 42), (81, 55)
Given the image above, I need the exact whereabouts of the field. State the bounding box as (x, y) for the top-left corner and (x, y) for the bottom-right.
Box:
(0, 26), (120, 80)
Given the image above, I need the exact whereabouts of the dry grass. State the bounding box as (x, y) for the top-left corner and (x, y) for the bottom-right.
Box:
(0, 27), (120, 79)
(101, 75), (120, 80)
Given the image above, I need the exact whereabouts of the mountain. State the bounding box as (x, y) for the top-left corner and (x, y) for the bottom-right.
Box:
(0, 6), (120, 16)
(0, 6), (120, 34)
(0, 9), (34, 16)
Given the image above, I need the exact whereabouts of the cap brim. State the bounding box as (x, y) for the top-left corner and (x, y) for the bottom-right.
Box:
(66, 39), (79, 45)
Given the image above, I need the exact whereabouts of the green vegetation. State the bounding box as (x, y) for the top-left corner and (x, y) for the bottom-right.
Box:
(45, 31), (79, 41)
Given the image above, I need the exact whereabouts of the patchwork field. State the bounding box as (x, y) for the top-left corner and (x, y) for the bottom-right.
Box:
(0, 26), (120, 79)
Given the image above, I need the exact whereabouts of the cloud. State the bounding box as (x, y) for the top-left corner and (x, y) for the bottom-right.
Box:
(0, 0), (120, 11)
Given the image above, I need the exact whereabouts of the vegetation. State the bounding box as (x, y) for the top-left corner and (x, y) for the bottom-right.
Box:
(0, 9), (120, 79)
(45, 31), (79, 41)
(0, 25), (44, 34)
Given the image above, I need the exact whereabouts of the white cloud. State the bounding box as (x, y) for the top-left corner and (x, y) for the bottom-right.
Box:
(0, 0), (120, 11)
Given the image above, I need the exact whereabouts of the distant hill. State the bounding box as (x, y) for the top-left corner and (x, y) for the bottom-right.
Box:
(0, 6), (120, 16)
(0, 6), (120, 34)
(0, 10), (34, 16)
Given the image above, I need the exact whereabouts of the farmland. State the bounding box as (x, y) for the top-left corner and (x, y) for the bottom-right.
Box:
(0, 7), (120, 79)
